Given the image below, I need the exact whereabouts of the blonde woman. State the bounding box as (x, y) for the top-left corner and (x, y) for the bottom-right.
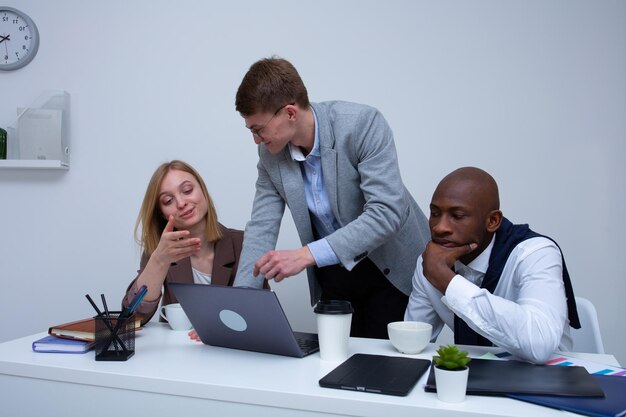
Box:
(123, 160), (259, 327)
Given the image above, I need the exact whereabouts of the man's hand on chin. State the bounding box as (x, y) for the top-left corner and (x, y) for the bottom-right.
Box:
(422, 241), (477, 294)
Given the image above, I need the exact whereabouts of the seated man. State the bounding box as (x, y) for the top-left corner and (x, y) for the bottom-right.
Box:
(405, 167), (580, 364)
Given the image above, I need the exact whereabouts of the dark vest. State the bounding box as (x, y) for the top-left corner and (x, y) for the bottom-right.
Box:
(454, 217), (580, 346)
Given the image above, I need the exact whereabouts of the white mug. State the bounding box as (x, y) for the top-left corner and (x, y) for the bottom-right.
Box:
(159, 303), (192, 331)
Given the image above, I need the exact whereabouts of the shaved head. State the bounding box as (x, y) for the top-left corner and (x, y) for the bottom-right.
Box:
(435, 167), (500, 213)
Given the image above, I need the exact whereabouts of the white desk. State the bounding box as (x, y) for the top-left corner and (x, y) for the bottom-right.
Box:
(0, 324), (619, 417)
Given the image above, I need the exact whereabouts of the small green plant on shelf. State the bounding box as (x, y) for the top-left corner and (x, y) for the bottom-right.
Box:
(433, 344), (471, 370)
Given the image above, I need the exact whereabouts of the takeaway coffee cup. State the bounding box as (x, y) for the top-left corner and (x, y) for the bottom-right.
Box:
(159, 303), (192, 331)
(314, 300), (353, 361)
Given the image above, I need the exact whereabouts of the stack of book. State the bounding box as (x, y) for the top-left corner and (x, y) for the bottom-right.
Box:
(32, 317), (141, 354)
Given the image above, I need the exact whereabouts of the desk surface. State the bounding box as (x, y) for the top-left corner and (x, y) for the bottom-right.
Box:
(0, 324), (620, 417)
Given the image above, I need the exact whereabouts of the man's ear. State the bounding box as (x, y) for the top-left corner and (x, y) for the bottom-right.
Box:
(486, 210), (503, 233)
(285, 104), (297, 120)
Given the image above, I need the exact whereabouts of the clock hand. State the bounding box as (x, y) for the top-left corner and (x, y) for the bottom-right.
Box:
(1, 35), (8, 56)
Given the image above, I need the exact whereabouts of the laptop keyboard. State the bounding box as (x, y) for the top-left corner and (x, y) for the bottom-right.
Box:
(296, 337), (320, 354)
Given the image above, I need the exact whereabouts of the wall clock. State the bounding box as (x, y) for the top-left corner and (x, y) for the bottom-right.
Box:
(0, 7), (40, 71)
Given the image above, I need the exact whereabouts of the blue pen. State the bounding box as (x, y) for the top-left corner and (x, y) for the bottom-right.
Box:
(126, 285), (148, 317)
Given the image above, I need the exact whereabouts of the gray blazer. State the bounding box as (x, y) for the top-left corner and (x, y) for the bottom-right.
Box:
(234, 101), (430, 305)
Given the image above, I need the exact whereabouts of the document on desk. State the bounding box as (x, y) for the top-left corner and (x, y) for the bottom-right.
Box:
(546, 354), (626, 377)
(424, 358), (605, 397)
(493, 351), (626, 377)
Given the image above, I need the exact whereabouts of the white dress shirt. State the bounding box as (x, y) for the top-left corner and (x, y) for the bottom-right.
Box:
(404, 235), (572, 364)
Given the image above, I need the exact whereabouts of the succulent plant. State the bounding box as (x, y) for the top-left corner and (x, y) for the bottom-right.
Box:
(433, 344), (471, 370)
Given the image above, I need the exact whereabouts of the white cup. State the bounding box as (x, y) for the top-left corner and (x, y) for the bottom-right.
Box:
(159, 303), (192, 331)
(314, 300), (353, 362)
(387, 321), (432, 354)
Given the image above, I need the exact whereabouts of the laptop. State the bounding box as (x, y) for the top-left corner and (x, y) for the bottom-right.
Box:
(319, 353), (431, 396)
(169, 283), (319, 358)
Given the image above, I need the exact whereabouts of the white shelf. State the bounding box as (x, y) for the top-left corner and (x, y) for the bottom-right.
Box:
(0, 159), (69, 170)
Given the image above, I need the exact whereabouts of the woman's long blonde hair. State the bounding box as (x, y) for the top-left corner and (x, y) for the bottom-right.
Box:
(135, 160), (222, 255)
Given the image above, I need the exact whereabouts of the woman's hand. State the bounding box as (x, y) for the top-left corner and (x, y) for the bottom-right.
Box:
(188, 329), (202, 342)
(152, 215), (201, 265)
(133, 216), (202, 310)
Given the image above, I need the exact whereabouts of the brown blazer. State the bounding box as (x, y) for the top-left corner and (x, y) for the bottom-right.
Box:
(123, 224), (259, 325)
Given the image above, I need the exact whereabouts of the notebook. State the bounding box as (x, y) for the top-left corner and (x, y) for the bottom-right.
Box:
(49, 316), (142, 342)
(319, 353), (431, 396)
(169, 283), (319, 358)
(32, 335), (95, 354)
(424, 358), (605, 397)
(509, 374), (626, 417)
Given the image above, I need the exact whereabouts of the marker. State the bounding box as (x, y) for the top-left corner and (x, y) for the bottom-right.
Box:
(125, 285), (148, 317)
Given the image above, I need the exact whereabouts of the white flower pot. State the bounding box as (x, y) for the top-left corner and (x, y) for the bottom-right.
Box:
(434, 366), (469, 403)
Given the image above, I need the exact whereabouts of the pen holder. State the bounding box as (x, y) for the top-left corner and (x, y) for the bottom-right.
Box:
(94, 312), (135, 361)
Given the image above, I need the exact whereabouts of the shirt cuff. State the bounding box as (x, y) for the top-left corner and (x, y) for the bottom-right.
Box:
(442, 274), (481, 309)
(307, 239), (340, 267)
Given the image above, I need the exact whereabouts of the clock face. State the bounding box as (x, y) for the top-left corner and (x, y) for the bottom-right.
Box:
(0, 7), (39, 71)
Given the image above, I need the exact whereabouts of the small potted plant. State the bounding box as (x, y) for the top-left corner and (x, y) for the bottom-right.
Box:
(433, 344), (471, 403)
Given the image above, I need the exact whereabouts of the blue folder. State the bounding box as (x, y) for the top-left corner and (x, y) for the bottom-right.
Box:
(509, 374), (626, 417)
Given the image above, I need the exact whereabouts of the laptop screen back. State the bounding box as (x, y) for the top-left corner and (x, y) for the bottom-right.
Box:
(169, 283), (313, 357)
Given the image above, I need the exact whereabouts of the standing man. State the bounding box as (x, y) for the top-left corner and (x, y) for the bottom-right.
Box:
(233, 57), (430, 339)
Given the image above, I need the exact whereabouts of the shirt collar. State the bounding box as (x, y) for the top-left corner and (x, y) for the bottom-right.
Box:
(288, 107), (319, 161)
(455, 235), (495, 275)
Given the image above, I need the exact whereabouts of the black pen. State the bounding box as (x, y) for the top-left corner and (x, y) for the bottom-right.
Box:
(101, 294), (120, 354)
(85, 294), (103, 316)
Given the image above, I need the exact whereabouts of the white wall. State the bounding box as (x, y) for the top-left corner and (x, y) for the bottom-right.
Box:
(1, 0), (624, 364)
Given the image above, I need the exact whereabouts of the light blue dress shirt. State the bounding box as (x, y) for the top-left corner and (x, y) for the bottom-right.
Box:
(288, 109), (341, 267)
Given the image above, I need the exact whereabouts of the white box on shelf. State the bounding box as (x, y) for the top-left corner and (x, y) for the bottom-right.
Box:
(17, 108), (63, 160)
